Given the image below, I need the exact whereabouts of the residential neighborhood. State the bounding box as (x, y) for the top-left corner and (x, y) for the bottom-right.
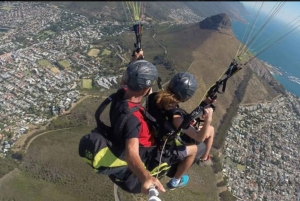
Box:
(169, 8), (204, 24)
(223, 93), (300, 201)
(0, 2), (129, 156)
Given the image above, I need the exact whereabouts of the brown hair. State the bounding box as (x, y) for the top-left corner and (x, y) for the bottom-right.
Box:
(155, 89), (180, 110)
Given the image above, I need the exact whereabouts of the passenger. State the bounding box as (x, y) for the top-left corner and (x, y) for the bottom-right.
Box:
(147, 72), (215, 190)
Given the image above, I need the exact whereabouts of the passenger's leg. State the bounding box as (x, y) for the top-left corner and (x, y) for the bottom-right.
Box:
(173, 144), (197, 179)
(200, 125), (214, 160)
(167, 143), (205, 189)
(194, 142), (206, 162)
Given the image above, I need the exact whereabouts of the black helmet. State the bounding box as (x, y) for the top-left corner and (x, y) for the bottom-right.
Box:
(168, 72), (197, 102)
(123, 60), (158, 91)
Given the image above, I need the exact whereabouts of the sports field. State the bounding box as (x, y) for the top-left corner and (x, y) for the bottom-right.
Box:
(38, 59), (51, 67)
(81, 79), (92, 89)
(237, 164), (246, 171)
(51, 67), (60, 74)
(58, 60), (71, 69)
(87, 49), (100, 57)
(101, 49), (111, 56)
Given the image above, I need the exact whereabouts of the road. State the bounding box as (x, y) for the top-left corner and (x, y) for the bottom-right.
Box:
(152, 33), (167, 55)
(152, 31), (179, 74)
(24, 127), (72, 152)
(12, 94), (94, 153)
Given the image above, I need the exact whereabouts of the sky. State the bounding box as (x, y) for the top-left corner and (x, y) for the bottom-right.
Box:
(241, 2), (300, 24)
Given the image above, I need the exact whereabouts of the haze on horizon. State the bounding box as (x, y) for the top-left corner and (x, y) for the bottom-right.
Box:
(242, 1), (300, 25)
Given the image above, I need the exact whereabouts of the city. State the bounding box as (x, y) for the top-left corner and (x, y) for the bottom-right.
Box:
(223, 93), (300, 201)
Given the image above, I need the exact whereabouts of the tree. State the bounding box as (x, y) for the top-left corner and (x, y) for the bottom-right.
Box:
(219, 191), (236, 201)
(11, 151), (25, 162)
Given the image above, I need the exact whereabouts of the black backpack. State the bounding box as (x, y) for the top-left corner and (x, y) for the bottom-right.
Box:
(78, 90), (141, 173)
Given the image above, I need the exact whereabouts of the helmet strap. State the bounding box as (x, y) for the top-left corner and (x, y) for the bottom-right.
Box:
(143, 87), (152, 97)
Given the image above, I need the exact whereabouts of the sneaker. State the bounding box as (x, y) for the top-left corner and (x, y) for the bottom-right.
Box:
(167, 175), (189, 190)
(197, 155), (212, 166)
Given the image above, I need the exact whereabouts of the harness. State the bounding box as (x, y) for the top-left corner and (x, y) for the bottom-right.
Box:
(146, 93), (196, 154)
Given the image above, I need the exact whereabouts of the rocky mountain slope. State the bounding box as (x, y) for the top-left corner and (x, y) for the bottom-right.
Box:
(199, 13), (231, 30)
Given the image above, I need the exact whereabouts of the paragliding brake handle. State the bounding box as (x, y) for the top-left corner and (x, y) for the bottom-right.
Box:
(132, 35), (143, 59)
(193, 100), (216, 128)
(132, 21), (143, 58)
(134, 39), (141, 53)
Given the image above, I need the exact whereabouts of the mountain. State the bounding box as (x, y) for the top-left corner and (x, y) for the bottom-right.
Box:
(199, 13), (231, 30)
(183, 2), (248, 22)
(49, 1), (248, 23)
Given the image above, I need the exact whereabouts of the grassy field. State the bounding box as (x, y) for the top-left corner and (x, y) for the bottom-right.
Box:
(0, 6), (11, 11)
(51, 67), (60, 74)
(58, 60), (71, 69)
(0, 169), (77, 201)
(81, 79), (92, 89)
(236, 164), (245, 171)
(37, 30), (56, 40)
(101, 49), (111, 56)
(87, 48), (100, 57)
(38, 59), (51, 67)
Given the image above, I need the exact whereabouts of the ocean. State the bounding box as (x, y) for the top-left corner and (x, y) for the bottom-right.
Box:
(231, 8), (300, 97)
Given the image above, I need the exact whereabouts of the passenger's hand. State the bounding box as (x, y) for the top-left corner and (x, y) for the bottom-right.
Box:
(131, 49), (144, 62)
(141, 176), (165, 194)
(190, 119), (197, 126)
(204, 97), (216, 104)
(203, 107), (213, 124)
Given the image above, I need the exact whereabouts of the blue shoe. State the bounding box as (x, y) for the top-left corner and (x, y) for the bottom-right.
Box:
(167, 175), (189, 190)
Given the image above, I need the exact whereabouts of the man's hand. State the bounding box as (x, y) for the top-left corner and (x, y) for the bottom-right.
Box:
(141, 176), (166, 194)
(131, 49), (144, 62)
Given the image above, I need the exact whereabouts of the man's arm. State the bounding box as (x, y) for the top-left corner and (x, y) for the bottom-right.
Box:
(125, 138), (151, 183)
(123, 117), (165, 194)
(125, 138), (165, 194)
